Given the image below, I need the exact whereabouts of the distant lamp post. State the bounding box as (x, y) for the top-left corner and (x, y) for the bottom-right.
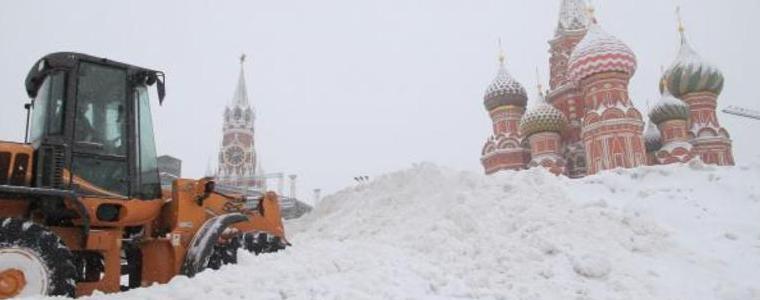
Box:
(288, 174), (297, 199)
(313, 188), (321, 205)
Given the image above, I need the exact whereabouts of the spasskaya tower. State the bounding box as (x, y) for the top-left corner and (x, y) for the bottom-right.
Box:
(216, 54), (258, 187)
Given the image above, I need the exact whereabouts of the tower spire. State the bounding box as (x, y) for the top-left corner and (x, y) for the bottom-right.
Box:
(556, 0), (590, 34)
(586, 0), (597, 24)
(535, 67), (544, 97)
(676, 6), (686, 44)
(231, 53), (249, 107)
(497, 38), (505, 66)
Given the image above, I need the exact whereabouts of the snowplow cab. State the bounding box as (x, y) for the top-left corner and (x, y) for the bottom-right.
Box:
(22, 52), (166, 200)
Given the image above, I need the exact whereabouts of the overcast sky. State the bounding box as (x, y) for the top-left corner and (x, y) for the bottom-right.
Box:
(1, 0), (758, 202)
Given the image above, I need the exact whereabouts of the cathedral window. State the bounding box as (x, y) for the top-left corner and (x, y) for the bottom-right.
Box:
(234, 107), (242, 120)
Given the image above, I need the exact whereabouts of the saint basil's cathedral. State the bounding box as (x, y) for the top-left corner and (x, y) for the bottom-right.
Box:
(481, 0), (735, 177)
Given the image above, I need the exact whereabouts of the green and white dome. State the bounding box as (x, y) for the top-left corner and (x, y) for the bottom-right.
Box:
(520, 94), (568, 137)
(649, 90), (690, 125)
(644, 121), (662, 152)
(660, 40), (724, 98)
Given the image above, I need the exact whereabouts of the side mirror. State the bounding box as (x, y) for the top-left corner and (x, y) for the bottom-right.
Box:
(194, 178), (215, 206)
(204, 181), (215, 194)
(156, 74), (166, 105)
(24, 102), (32, 143)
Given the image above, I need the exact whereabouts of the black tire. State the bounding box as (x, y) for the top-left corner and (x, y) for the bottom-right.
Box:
(0, 218), (77, 297)
(207, 237), (239, 270)
(220, 237), (239, 265)
(207, 246), (223, 270)
(241, 232), (287, 255)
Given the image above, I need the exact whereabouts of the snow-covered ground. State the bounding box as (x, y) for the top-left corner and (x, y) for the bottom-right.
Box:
(33, 158), (760, 299)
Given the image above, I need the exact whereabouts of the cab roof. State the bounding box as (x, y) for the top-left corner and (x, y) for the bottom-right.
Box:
(25, 52), (166, 102)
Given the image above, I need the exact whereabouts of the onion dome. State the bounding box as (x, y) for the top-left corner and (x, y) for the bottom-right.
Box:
(484, 59), (528, 111)
(644, 121), (662, 152)
(660, 34), (724, 98)
(520, 93), (568, 137)
(649, 89), (690, 125)
(567, 23), (637, 82)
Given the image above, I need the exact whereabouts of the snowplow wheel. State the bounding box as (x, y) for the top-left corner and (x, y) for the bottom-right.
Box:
(241, 233), (287, 255)
(221, 237), (240, 265)
(207, 237), (240, 270)
(0, 218), (76, 298)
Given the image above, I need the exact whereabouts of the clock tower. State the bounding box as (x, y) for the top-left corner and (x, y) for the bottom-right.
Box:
(216, 54), (258, 187)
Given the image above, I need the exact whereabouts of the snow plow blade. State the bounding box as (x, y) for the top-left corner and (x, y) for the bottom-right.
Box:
(180, 213), (248, 277)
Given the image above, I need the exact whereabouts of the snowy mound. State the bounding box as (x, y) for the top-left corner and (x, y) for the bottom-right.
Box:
(35, 159), (760, 299)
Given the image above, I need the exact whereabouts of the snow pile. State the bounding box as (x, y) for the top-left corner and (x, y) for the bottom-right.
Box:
(32, 159), (760, 299)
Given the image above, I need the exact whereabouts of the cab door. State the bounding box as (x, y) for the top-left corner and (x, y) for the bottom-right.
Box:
(70, 62), (130, 197)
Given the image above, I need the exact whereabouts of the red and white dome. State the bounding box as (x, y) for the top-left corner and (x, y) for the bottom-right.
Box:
(567, 23), (637, 82)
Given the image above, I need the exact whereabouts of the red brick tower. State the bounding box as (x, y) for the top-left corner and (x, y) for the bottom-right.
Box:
(661, 10), (734, 165)
(520, 88), (569, 175)
(649, 86), (694, 164)
(216, 55), (259, 188)
(547, 0), (590, 178)
(481, 49), (530, 174)
(567, 10), (646, 175)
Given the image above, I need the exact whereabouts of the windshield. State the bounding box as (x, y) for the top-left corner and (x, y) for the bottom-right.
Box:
(135, 85), (161, 199)
(74, 62), (127, 156)
(28, 72), (65, 146)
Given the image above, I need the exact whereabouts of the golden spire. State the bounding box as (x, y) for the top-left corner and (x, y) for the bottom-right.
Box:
(660, 65), (670, 94)
(535, 67), (544, 97)
(586, 0), (597, 24)
(676, 6), (686, 44)
(497, 38), (505, 66)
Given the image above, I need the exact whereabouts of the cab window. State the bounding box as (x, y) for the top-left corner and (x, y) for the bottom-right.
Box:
(72, 62), (128, 197)
(135, 85), (160, 199)
(74, 62), (127, 156)
(29, 72), (65, 145)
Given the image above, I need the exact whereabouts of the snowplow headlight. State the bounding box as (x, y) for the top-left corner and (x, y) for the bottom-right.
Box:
(96, 204), (121, 222)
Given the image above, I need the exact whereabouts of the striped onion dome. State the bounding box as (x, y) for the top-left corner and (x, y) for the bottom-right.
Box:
(660, 39), (724, 98)
(484, 64), (528, 111)
(644, 120), (662, 152)
(649, 90), (690, 125)
(567, 23), (637, 82)
(520, 93), (568, 137)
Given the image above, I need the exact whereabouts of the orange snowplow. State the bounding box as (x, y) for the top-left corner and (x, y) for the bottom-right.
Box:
(0, 52), (288, 298)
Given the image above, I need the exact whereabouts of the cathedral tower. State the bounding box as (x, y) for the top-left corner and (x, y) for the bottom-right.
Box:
(217, 55), (258, 187)
(481, 45), (530, 174)
(661, 8), (734, 165)
(567, 7), (646, 175)
(547, 0), (590, 178)
(520, 83), (568, 175)
(649, 83), (694, 164)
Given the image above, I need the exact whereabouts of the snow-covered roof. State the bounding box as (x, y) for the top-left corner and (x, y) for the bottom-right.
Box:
(520, 93), (568, 137)
(484, 64), (528, 110)
(556, 0), (590, 35)
(661, 38), (724, 98)
(644, 121), (662, 152)
(567, 23), (637, 82)
(649, 91), (690, 124)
